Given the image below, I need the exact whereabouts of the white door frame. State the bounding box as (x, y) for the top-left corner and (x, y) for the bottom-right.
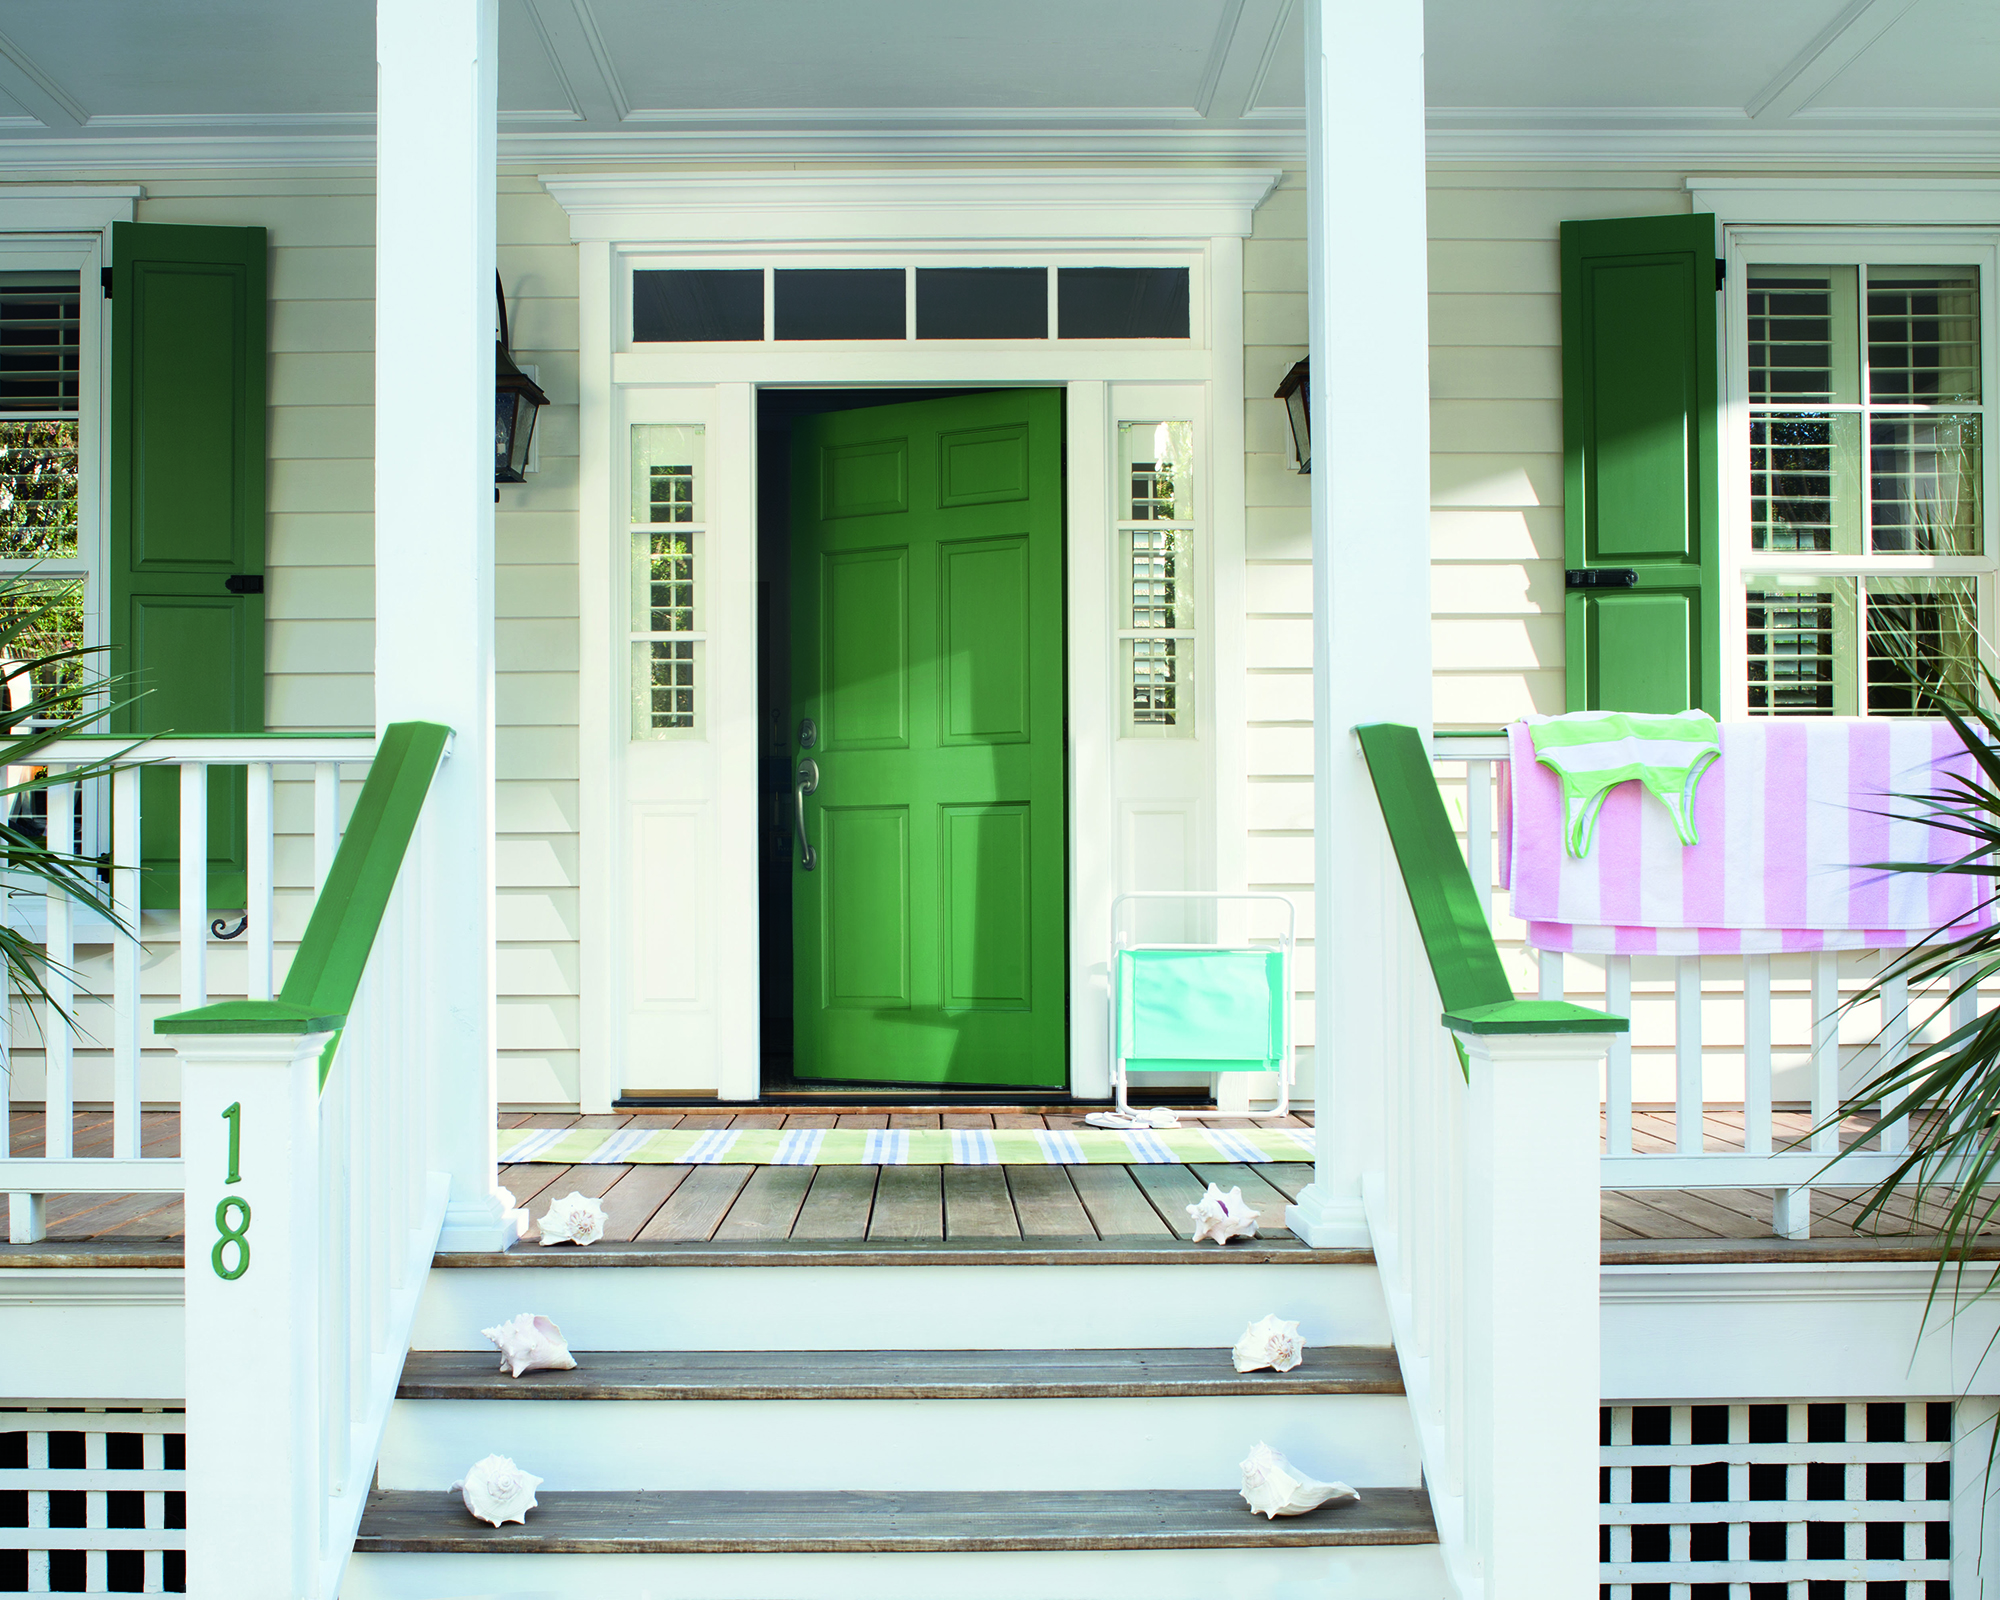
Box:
(551, 168), (1275, 1110)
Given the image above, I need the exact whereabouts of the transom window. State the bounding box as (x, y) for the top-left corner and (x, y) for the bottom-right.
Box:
(1734, 241), (1995, 717)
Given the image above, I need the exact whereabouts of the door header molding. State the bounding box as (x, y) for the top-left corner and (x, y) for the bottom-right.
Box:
(539, 167), (1281, 245)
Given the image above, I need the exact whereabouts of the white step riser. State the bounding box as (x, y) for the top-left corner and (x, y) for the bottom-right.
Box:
(413, 1263), (1390, 1352)
(379, 1392), (1420, 1493)
(342, 1544), (1451, 1600)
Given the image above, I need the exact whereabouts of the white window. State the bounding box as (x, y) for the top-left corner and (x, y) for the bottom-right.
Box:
(629, 423), (705, 738)
(1727, 234), (1998, 715)
(1116, 418), (1196, 736)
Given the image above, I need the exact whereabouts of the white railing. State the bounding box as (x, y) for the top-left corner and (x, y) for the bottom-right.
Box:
(1, 733), (374, 1242)
(1361, 731), (1605, 1600)
(173, 722), (450, 1599)
(1432, 729), (1982, 1237)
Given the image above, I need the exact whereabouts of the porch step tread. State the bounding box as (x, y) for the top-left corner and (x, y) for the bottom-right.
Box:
(397, 1345), (1402, 1400)
(434, 1237), (1370, 1268)
(353, 1487), (1436, 1553)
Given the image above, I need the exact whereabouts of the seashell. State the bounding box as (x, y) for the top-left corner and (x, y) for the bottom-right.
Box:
(482, 1313), (579, 1378)
(537, 1190), (608, 1247)
(1186, 1181), (1260, 1244)
(1232, 1313), (1304, 1373)
(1238, 1441), (1359, 1519)
(451, 1453), (543, 1527)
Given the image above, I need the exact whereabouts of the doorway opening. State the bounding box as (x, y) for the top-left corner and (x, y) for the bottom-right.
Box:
(756, 386), (1072, 1099)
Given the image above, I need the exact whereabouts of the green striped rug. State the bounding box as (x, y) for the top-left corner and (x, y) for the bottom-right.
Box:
(499, 1124), (1315, 1167)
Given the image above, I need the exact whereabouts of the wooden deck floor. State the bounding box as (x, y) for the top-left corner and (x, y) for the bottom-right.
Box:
(7, 1106), (1998, 1258)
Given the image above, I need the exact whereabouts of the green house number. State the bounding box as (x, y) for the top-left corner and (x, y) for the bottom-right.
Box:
(213, 1102), (250, 1280)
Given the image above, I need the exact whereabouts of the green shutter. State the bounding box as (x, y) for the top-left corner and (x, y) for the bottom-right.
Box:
(108, 222), (267, 910)
(1559, 213), (1721, 715)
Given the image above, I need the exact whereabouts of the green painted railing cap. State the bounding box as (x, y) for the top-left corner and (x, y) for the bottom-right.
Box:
(153, 999), (345, 1036)
(1441, 1000), (1629, 1036)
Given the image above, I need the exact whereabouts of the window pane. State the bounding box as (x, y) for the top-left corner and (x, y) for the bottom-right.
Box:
(1747, 266), (1858, 405)
(632, 639), (698, 736)
(1866, 576), (1980, 715)
(1057, 268), (1190, 339)
(1129, 528), (1194, 632)
(630, 424), (704, 525)
(915, 268), (1047, 339)
(1867, 267), (1980, 404)
(0, 419), (78, 560)
(774, 269), (905, 341)
(1870, 414), (1981, 553)
(632, 531), (697, 635)
(1746, 581), (1853, 716)
(0, 272), (80, 413)
(1750, 412), (1860, 553)
(1129, 637), (1188, 728)
(632, 270), (763, 342)
(1119, 420), (1194, 521)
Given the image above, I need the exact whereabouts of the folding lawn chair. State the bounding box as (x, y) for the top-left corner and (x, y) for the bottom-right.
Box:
(1109, 891), (1295, 1122)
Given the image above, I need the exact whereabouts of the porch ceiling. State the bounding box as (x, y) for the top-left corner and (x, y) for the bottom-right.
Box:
(0, 0), (1993, 167)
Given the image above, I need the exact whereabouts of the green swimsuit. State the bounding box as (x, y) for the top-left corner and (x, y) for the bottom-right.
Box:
(1526, 710), (1721, 858)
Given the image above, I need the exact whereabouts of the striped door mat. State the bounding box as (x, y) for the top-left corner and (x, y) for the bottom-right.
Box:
(499, 1124), (1316, 1167)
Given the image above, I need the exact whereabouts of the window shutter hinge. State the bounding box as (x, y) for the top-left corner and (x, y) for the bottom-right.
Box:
(100, 267), (112, 299)
(1567, 568), (1639, 591)
(1715, 258), (1725, 291)
(225, 574), (264, 595)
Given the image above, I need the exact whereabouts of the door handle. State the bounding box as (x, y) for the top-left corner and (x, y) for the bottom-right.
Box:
(794, 757), (820, 871)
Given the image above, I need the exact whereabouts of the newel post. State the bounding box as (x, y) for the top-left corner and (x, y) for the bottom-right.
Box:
(177, 1031), (329, 1600)
(1454, 1026), (1607, 1600)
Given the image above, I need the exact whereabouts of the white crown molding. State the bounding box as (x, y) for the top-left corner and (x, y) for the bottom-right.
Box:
(0, 181), (140, 229)
(1690, 174), (2000, 225)
(1427, 105), (2000, 165)
(538, 167), (1284, 244)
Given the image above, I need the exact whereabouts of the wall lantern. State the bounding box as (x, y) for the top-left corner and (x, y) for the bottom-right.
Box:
(495, 274), (549, 488)
(1274, 357), (1309, 474)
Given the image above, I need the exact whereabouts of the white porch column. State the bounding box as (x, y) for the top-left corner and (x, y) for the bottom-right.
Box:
(1286, 0), (1434, 1248)
(376, 0), (519, 1250)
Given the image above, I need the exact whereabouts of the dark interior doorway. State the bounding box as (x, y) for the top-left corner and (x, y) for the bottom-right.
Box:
(756, 388), (997, 1096)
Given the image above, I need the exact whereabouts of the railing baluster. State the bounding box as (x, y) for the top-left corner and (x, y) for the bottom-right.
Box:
(1465, 759), (1492, 926)
(248, 763), (274, 1003)
(313, 763), (340, 896)
(44, 770), (74, 1165)
(1809, 952), (1840, 1155)
(1743, 954), (1773, 1158)
(1876, 968), (1910, 1157)
(110, 767), (142, 1160)
(1538, 948), (1563, 1003)
(178, 763), (207, 1014)
(1605, 955), (1632, 1157)
(1674, 956), (1702, 1154)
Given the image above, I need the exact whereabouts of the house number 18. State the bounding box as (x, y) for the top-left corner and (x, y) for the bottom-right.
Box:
(213, 1101), (251, 1281)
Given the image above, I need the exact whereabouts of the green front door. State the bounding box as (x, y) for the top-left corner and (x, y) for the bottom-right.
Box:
(790, 390), (1068, 1086)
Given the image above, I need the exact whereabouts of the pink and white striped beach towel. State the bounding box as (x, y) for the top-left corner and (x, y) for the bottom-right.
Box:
(1499, 719), (1991, 954)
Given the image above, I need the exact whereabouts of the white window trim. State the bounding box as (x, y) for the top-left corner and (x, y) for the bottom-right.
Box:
(1697, 177), (2000, 718)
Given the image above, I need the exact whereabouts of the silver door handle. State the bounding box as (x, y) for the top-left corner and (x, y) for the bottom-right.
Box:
(794, 757), (820, 871)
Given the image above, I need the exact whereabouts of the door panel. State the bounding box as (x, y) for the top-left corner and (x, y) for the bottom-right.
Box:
(791, 389), (1066, 1086)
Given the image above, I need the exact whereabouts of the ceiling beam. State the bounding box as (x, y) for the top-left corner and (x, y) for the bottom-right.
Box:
(1746, 0), (1922, 123)
(0, 25), (86, 128)
(1201, 0), (1295, 122)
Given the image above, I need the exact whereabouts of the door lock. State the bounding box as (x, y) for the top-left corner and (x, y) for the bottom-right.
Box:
(794, 757), (820, 871)
(798, 717), (817, 750)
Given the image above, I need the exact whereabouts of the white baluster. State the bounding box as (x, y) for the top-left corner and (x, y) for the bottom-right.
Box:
(1743, 954), (1773, 1158)
(109, 766), (142, 1160)
(1604, 955), (1632, 1158)
(247, 763), (274, 1002)
(1538, 948), (1563, 1003)
(43, 770), (73, 1164)
(1674, 956), (1702, 1154)
(1878, 970), (1910, 1157)
(178, 762), (207, 1013)
(1465, 759), (1493, 926)
(313, 763), (340, 897)
(1809, 952), (1840, 1155)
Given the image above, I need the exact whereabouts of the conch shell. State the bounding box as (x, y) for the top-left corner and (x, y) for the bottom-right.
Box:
(451, 1453), (543, 1527)
(482, 1313), (578, 1378)
(1232, 1313), (1304, 1373)
(537, 1190), (608, 1247)
(1239, 1441), (1359, 1518)
(1186, 1182), (1260, 1244)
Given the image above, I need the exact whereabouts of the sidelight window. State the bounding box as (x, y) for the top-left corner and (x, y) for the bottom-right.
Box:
(1117, 419), (1196, 735)
(629, 424), (706, 738)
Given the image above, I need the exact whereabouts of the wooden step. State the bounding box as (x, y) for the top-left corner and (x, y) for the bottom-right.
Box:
(435, 1236), (1370, 1269)
(397, 1345), (1403, 1401)
(353, 1487), (1437, 1554)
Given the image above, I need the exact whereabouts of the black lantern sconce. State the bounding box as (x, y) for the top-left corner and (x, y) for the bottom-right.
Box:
(495, 274), (549, 489)
(1274, 357), (1309, 474)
